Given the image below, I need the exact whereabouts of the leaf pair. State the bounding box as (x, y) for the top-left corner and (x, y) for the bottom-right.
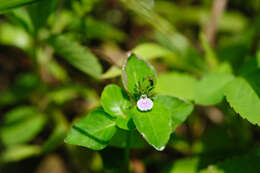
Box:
(65, 54), (194, 150)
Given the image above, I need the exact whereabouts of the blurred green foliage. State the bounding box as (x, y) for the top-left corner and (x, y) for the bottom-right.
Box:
(0, 0), (260, 173)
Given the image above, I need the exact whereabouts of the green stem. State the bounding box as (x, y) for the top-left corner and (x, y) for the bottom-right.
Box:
(124, 130), (132, 173)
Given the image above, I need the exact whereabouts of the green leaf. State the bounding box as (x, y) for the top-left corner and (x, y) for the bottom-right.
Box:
(101, 84), (134, 130)
(28, 0), (59, 32)
(65, 108), (117, 150)
(132, 42), (173, 60)
(122, 53), (157, 95)
(47, 35), (102, 79)
(224, 77), (260, 126)
(164, 157), (199, 173)
(195, 73), (234, 105)
(131, 102), (172, 151)
(0, 0), (39, 12)
(0, 22), (32, 49)
(154, 95), (193, 130)
(0, 145), (41, 163)
(101, 84), (131, 118)
(156, 72), (197, 100)
(0, 106), (47, 146)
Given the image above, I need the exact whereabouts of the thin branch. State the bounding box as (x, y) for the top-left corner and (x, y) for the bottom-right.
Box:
(204, 0), (228, 47)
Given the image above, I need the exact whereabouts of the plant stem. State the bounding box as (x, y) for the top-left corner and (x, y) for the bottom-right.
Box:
(124, 130), (132, 173)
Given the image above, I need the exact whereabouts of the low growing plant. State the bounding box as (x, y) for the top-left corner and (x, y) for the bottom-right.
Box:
(65, 53), (194, 170)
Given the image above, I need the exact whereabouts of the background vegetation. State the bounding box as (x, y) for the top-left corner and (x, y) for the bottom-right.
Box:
(0, 0), (260, 172)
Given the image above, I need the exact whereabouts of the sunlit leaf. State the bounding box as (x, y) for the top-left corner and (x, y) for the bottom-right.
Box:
(122, 53), (157, 95)
(101, 84), (131, 118)
(154, 95), (193, 130)
(132, 43), (173, 60)
(224, 77), (260, 126)
(156, 72), (197, 100)
(0, 22), (31, 49)
(195, 73), (234, 105)
(131, 102), (172, 151)
(101, 84), (134, 130)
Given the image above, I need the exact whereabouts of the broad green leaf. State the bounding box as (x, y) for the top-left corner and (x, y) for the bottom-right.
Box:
(132, 43), (173, 60)
(224, 77), (260, 126)
(164, 157), (199, 173)
(0, 0), (39, 12)
(47, 35), (102, 79)
(195, 73), (234, 105)
(109, 129), (147, 149)
(154, 95), (193, 130)
(0, 145), (41, 163)
(65, 108), (117, 150)
(28, 0), (59, 32)
(131, 102), (172, 151)
(122, 53), (157, 94)
(101, 84), (131, 118)
(0, 106), (47, 146)
(156, 72), (197, 100)
(101, 84), (134, 130)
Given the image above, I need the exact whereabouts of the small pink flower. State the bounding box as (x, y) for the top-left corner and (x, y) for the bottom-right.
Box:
(137, 95), (153, 111)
